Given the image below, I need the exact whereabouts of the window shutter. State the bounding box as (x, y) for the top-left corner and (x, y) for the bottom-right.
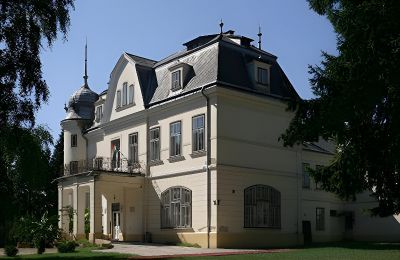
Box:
(116, 90), (121, 108)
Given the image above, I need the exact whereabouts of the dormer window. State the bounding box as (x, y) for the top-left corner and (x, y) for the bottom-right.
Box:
(116, 83), (135, 111)
(257, 67), (269, 85)
(95, 105), (103, 122)
(171, 70), (182, 91)
(122, 82), (128, 106)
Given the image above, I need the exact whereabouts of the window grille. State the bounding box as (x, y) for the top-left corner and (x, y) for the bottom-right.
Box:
(170, 121), (181, 157)
(150, 127), (160, 161)
(161, 186), (192, 228)
(192, 115), (205, 152)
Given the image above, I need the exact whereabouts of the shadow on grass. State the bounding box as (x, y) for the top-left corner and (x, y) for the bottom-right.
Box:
(301, 241), (400, 251)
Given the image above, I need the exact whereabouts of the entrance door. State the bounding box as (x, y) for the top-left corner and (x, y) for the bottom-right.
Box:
(302, 220), (312, 244)
(113, 211), (121, 240)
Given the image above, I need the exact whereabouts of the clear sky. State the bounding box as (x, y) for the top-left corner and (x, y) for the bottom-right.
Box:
(37, 0), (337, 142)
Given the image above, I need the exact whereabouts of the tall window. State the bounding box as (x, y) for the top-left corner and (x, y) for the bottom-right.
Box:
(129, 84), (134, 104)
(116, 90), (121, 108)
(257, 67), (269, 85)
(71, 134), (77, 147)
(111, 139), (121, 169)
(150, 127), (160, 161)
(95, 105), (103, 122)
(171, 70), (181, 90)
(315, 165), (323, 190)
(129, 133), (138, 164)
(170, 121), (181, 157)
(161, 186), (192, 228)
(70, 161), (78, 175)
(192, 115), (205, 152)
(316, 207), (325, 230)
(244, 185), (281, 228)
(122, 82), (128, 106)
(302, 163), (311, 189)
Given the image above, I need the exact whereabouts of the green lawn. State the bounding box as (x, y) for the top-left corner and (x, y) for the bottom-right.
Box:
(1, 247), (132, 259)
(174, 242), (400, 260)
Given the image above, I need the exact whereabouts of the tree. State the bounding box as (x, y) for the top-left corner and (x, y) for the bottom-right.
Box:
(0, 0), (74, 245)
(281, 0), (400, 216)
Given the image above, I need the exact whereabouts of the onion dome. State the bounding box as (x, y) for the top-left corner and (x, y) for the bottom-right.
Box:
(64, 42), (99, 120)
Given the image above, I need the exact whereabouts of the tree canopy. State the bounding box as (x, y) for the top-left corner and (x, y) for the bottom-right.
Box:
(0, 0), (74, 245)
(281, 0), (400, 216)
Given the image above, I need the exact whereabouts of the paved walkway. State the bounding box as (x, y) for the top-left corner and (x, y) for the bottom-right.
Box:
(93, 243), (291, 259)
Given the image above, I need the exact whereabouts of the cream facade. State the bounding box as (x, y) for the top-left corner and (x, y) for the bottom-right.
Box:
(57, 30), (400, 248)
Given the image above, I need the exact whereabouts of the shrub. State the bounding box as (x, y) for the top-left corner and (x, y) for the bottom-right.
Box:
(176, 242), (201, 248)
(56, 240), (77, 253)
(4, 245), (18, 257)
(76, 238), (95, 248)
(100, 243), (114, 249)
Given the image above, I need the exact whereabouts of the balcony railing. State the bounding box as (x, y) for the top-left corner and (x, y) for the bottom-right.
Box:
(63, 157), (144, 176)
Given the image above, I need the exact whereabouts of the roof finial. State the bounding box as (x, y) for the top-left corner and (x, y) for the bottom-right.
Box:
(219, 19), (224, 35)
(83, 38), (88, 87)
(257, 25), (262, 50)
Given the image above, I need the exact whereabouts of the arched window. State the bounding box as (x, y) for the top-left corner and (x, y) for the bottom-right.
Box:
(244, 185), (281, 228)
(161, 187), (192, 228)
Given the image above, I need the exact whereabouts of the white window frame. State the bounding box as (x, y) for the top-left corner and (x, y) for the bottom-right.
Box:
(171, 70), (182, 91)
(128, 84), (134, 104)
(116, 90), (121, 108)
(95, 105), (103, 122)
(129, 132), (138, 164)
(302, 163), (311, 189)
(244, 185), (281, 228)
(161, 186), (192, 228)
(150, 127), (160, 161)
(122, 82), (128, 106)
(170, 121), (182, 157)
(192, 114), (205, 152)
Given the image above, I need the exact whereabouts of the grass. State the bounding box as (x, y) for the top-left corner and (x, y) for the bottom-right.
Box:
(172, 242), (400, 260)
(1, 246), (132, 259)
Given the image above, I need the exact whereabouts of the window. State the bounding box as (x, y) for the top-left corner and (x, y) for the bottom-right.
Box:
(257, 67), (269, 85)
(85, 192), (90, 209)
(161, 186), (192, 228)
(171, 70), (181, 90)
(71, 134), (77, 147)
(116, 90), (121, 108)
(150, 127), (160, 161)
(244, 185), (281, 228)
(330, 209), (337, 217)
(302, 163), (311, 189)
(170, 121), (181, 157)
(129, 84), (134, 104)
(111, 139), (121, 169)
(95, 105), (103, 122)
(122, 82), (128, 106)
(316, 207), (325, 230)
(129, 133), (138, 164)
(315, 165), (323, 190)
(192, 115), (205, 152)
(94, 157), (103, 170)
(70, 161), (78, 175)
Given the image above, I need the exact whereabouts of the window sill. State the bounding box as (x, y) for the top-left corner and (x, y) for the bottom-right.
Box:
(168, 155), (185, 163)
(190, 150), (206, 158)
(115, 102), (135, 112)
(148, 160), (163, 167)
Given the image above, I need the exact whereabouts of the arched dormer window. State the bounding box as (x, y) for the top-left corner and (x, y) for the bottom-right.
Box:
(244, 185), (281, 228)
(161, 186), (192, 228)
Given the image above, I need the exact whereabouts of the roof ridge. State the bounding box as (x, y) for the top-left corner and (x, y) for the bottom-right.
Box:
(125, 52), (158, 63)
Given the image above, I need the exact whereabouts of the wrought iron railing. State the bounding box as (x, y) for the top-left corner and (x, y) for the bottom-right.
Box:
(63, 157), (144, 176)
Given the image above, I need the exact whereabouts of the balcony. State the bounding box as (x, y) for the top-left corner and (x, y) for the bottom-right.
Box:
(63, 157), (144, 176)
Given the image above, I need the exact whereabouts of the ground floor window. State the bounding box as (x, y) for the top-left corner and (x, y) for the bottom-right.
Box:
(161, 186), (191, 228)
(316, 207), (325, 230)
(244, 184), (281, 228)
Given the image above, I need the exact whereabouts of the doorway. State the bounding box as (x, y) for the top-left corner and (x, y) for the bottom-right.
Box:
(112, 211), (121, 240)
(302, 220), (312, 244)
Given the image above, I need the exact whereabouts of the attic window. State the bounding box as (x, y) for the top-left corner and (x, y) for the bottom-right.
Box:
(257, 67), (269, 85)
(171, 70), (182, 91)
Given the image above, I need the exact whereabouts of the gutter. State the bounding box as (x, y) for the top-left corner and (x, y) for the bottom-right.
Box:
(201, 85), (211, 248)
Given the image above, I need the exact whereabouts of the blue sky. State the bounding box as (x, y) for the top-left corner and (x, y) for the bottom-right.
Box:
(37, 0), (337, 142)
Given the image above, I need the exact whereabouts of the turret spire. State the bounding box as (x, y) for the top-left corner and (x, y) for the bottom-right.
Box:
(257, 25), (262, 50)
(83, 38), (88, 87)
(219, 19), (224, 35)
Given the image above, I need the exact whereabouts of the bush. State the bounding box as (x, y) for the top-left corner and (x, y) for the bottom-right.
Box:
(176, 242), (201, 248)
(4, 245), (18, 257)
(56, 240), (77, 253)
(100, 243), (114, 249)
(76, 238), (95, 248)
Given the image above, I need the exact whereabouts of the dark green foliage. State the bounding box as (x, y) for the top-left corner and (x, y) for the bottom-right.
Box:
(100, 243), (114, 249)
(0, 1), (74, 246)
(4, 245), (18, 257)
(281, 0), (400, 216)
(56, 240), (77, 253)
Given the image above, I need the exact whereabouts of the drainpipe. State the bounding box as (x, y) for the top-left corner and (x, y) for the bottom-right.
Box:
(201, 86), (211, 248)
